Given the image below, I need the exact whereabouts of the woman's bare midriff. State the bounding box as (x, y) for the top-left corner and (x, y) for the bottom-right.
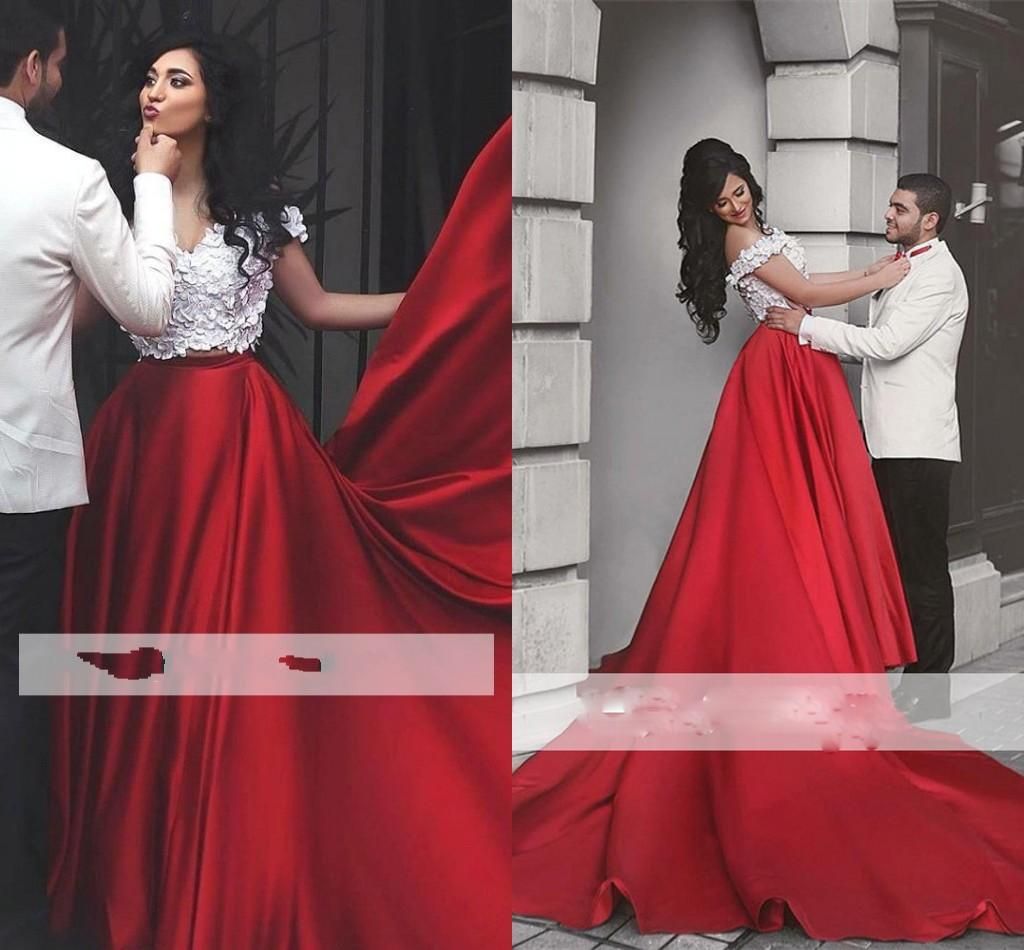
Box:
(187, 349), (233, 358)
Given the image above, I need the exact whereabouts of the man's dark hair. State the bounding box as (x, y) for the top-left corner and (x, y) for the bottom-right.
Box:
(897, 173), (953, 234)
(0, 0), (65, 87)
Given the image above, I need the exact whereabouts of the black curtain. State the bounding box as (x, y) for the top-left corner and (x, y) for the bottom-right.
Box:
(379, 0), (511, 291)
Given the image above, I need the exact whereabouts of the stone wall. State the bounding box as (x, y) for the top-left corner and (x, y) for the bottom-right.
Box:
(512, 0), (600, 753)
(583, 0), (770, 663)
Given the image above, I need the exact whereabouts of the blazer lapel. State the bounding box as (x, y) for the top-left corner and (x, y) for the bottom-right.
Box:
(876, 243), (948, 327)
(869, 284), (899, 327)
(872, 283), (907, 328)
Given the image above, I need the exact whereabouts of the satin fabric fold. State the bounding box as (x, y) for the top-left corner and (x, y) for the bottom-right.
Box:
(513, 326), (1024, 942)
(50, 119), (511, 949)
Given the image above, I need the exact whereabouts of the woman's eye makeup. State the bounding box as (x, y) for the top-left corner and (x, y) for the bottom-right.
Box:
(143, 75), (190, 88)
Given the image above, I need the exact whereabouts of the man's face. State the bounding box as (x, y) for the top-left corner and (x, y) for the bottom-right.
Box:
(884, 188), (937, 247)
(26, 29), (67, 117)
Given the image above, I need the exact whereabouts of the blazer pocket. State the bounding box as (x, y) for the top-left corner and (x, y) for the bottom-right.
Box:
(42, 391), (85, 454)
(0, 413), (80, 457)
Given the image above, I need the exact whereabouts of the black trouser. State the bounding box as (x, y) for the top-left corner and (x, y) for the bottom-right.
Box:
(872, 458), (956, 674)
(0, 509), (70, 925)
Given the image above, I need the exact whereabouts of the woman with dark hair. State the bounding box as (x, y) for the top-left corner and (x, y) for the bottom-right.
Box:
(512, 139), (1024, 940)
(49, 30), (511, 950)
(676, 138), (907, 344)
(78, 31), (403, 343)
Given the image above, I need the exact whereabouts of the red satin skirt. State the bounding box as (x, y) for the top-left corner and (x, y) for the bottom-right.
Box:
(49, 124), (512, 949)
(513, 326), (1024, 941)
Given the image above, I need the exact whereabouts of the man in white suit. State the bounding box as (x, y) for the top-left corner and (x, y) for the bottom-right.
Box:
(766, 174), (967, 722)
(0, 1), (181, 943)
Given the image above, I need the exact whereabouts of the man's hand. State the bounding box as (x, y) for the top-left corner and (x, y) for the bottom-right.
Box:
(764, 305), (807, 335)
(133, 123), (182, 181)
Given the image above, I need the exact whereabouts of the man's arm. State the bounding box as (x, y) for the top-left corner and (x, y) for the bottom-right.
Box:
(787, 273), (956, 361)
(69, 162), (176, 337)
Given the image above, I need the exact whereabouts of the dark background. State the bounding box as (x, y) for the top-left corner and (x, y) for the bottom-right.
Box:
(50, 0), (510, 439)
(897, 0), (1024, 573)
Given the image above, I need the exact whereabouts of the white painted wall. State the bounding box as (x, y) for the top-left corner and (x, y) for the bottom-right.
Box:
(585, 1), (769, 660)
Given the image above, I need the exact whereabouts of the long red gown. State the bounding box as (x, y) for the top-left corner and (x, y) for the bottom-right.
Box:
(49, 122), (511, 949)
(513, 324), (1024, 941)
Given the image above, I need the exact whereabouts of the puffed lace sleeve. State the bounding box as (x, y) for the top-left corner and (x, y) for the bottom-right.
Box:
(727, 229), (788, 284)
(281, 205), (309, 244)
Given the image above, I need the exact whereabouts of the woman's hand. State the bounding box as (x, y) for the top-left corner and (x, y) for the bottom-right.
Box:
(865, 253), (897, 277)
(875, 256), (911, 289)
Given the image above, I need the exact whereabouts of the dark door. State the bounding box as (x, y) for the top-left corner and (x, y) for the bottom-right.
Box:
(896, 0), (1024, 572)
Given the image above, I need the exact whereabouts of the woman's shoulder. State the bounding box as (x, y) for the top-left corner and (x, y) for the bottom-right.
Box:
(725, 225), (784, 269)
(248, 204), (309, 244)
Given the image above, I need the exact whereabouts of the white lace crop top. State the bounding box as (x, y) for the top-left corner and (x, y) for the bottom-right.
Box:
(127, 205), (309, 359)
(725, 227), (807, 323)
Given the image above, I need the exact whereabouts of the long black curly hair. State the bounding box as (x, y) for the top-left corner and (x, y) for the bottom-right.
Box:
(110, 28), (294, 285)
(676, 138), (766, 344)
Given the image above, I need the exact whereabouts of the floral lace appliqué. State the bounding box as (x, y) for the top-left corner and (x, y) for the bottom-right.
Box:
(725, 227), (807, 324)
(128, 205), (309, 359)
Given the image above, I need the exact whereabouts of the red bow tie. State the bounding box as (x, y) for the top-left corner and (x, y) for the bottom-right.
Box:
(897, 244), (932, 260)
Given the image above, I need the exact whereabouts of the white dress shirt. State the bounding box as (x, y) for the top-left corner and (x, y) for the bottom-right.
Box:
(0, 96), (176, 512)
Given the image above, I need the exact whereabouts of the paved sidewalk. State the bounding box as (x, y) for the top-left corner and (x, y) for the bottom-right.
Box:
(512, 917), (1024, 950)
(960, 635), (1024, 675)
(953, 634), (1024, 767)
(514, 637), (1024, 949)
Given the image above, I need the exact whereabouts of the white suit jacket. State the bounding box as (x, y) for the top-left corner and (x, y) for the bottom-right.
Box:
(806, 238), (968, 462)
(0, 97), (176, 513)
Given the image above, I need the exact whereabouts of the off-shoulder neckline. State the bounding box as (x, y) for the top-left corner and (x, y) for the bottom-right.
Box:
(174, 207), (304, 255)
(728, 227), (792, 275)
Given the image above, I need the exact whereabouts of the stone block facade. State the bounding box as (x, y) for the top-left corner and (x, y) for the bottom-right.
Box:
(512, 0), (600, 753)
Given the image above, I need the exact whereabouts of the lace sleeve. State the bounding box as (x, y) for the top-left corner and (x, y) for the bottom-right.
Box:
(728, 230), (789, 283)
(281, 205), (309, 244)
